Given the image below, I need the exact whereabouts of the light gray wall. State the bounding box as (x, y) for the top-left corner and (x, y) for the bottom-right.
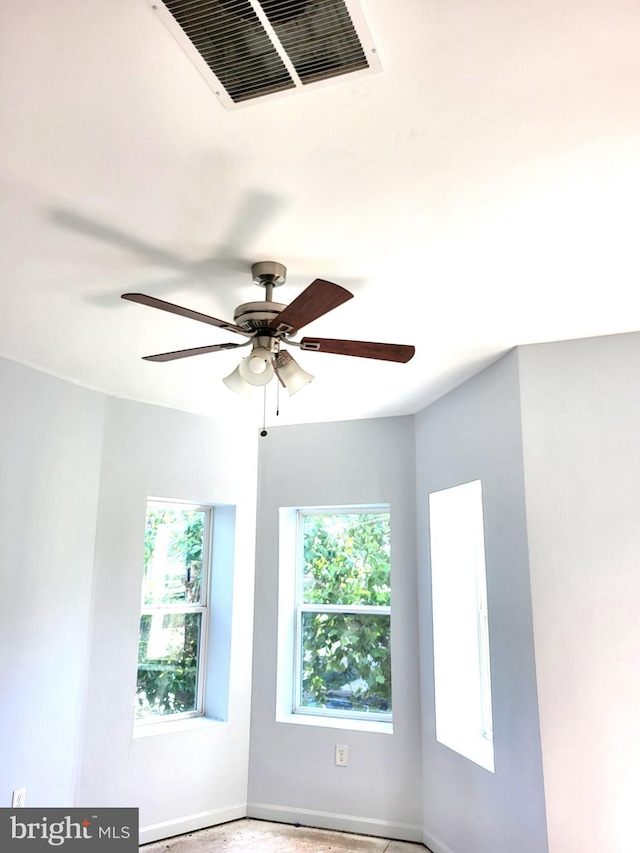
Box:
(415, 350), (548, 853)
(0, 357), (105, 807)
(78, 397), (259, 843)
(0, 362), (259, 837)
(248, 417), (423, 841)
(519, 332), (640, 853)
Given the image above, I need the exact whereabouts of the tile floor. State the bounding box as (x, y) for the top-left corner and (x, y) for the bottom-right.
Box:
(141, 819), (430, 853)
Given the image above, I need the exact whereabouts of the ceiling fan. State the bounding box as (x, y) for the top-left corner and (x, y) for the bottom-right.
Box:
(121, 262), (415, 398)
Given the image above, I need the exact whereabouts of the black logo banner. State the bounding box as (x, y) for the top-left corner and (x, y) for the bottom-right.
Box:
(0, 808), (138, 851)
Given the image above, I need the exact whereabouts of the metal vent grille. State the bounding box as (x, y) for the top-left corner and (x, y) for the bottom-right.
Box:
(148, 0), (380, 108)
(260, 0), (368, 84)
(164, 0), (296, 102)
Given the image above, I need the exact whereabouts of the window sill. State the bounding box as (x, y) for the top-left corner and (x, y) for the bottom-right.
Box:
(133, 715), (224, 738)
(277, 711), (393, 735)
(436, 732), (495, 773)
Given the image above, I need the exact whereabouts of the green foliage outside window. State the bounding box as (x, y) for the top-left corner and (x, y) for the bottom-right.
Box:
(137, 612), (200, 718)
(142, 506), (204, 605)
(136, 505), (206, 720)
(300, 511), (392, 715)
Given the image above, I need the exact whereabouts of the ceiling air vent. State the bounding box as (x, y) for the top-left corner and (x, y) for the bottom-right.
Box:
(146, 0), (381, 108)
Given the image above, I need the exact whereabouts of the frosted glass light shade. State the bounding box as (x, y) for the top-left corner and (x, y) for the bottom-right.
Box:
(275, 350), (314, 396)
(238, 347), (275, 386)
(223, 365), (253, 397)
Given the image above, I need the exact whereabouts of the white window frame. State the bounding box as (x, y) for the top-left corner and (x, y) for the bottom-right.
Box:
(135, 499), (213, 726)
(292, 506), (392, 724)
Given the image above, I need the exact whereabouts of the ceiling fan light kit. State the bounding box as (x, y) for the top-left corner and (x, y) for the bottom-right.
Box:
(222, 365), (253, 397)
(121, 261), (415, 405)
(238, 344), (275, 386)
(275, 349), (314, 396)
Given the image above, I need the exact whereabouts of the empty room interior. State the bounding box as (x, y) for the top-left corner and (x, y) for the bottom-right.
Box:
(1, 2), (640, 852)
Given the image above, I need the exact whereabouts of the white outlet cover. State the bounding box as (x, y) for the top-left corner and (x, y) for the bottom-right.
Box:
(12, 787), (26, 807)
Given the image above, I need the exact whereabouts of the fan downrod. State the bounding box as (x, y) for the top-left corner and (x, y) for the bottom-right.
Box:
(252, 261), (286, 302)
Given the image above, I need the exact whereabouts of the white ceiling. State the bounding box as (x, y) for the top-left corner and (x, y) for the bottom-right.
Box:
(2, 0), (640, 428)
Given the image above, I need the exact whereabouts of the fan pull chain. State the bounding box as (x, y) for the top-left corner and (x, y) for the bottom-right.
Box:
(276, 377), (280, 417)
(260, 386), (268, 437)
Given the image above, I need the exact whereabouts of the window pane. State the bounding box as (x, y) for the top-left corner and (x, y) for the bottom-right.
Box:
(136, 612), (201, 719)
(142, 503), (206, 606)
(429, 480), (494, 772)
(300, 611), (391, 713)
(302, 512), (391, 606)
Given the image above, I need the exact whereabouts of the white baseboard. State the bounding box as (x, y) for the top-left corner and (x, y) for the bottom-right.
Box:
(247, 802), (423, 844)
(140, 802), (434, 849)
(422, 827), (457, 853)
(140, 804), (247, 845)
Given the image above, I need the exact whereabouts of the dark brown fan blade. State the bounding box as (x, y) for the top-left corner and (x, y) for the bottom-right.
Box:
(269, 279), (353, 333)
(300, 337), (415, 363)
(122, 293), (246, 335)
(142, 342), (245, 362)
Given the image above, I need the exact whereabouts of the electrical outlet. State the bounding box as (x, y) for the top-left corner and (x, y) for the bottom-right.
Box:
(335, 744), (348, 766)
(12, 787), (26, 808)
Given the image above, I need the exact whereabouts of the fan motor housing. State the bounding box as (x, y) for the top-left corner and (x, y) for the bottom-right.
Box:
(233, 301), (287, 332)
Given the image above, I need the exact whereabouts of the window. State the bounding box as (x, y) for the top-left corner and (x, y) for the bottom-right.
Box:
(293, 507), (392, 721)
(429, 480), (494, 771)
(135, 500), (212, 723)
